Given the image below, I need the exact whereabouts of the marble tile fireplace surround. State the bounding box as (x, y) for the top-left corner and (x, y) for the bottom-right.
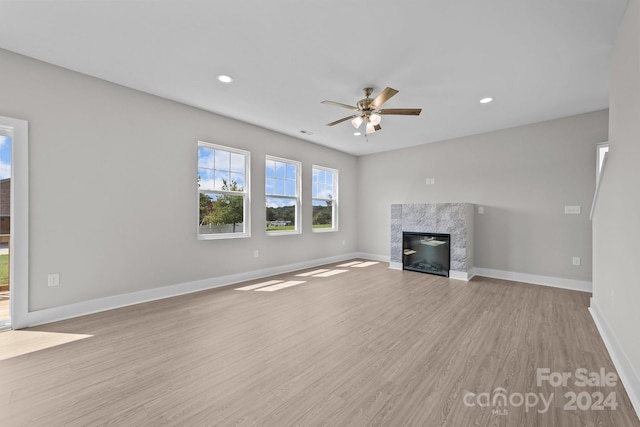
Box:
(390, 203), (475, 280)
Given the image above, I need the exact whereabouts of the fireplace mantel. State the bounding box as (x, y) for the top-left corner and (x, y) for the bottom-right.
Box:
(390, 203), (475, 280)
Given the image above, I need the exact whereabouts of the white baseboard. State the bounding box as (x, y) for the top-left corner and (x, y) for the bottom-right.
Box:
(388, 262), (587, 291)
(474, 267), (592, 293)
(589, 298), (640, 420)
(355, 252), (390, 263)
(449, 270), (472, 281)
(467, 266), (477, 280)
(16, 252), (360, 329)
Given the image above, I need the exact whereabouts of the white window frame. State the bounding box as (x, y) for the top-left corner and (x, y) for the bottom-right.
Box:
(197, 141), (251, 240)
(266, 155), (301, 235)
(590, 142), (610, 220)
(312, 165), (338, 232)
(596, 142), (609, 184)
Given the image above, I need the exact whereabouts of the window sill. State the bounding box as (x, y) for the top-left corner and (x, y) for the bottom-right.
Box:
(267, 230), (302, 236)
(312, 227), (337, 233)
(198, 233), (250, 240)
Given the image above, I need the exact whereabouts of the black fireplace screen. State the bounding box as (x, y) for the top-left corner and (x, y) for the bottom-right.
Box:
(402, 232), (451, 277)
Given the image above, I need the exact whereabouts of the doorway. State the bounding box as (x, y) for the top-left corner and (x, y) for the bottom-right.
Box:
(0, 116), (28, 330)
(0, 131), (10, 330)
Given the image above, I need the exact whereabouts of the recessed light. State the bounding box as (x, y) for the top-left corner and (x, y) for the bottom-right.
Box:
(217, 74), (233, 83)
(354, 132), (362, 136)
(480, 97), (493, 104)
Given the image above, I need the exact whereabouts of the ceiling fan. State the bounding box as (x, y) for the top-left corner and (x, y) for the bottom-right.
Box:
(321, 87), (421, 134)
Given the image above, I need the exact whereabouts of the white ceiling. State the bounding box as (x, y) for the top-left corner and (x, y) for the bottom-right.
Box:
(0, 0), (628, 156)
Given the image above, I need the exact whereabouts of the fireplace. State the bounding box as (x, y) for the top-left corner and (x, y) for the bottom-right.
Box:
(391, 203), (474, 281)
(403, 232), (451, 277)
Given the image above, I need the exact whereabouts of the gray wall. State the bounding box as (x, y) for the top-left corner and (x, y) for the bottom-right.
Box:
(592, 0), (640, 395)
(0, 49), (357, 311)
(357, 110), (608, 282)
(0, 42), (620, 322)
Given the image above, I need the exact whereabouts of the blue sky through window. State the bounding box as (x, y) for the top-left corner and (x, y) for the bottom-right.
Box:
(266, 159), (297, 201)
(198, 145), (245, 191)
(266, 197), (296, 209)
(0, 135), (10, 180)
(312, 167), (334, 199)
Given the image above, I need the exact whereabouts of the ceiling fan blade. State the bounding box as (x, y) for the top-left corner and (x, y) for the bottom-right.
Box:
(370, 87), (399, 109)
(378, 108), (422, 116)
(321, 100), (358, 111)
(326, 114), (359, 126)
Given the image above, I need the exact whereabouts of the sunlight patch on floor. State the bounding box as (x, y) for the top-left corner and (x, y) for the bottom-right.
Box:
(351, 261), (379, 267)
(337, 261), (379, 267)
(312, 270), (348, 277)
(295, 269), (330, 277)
(0, 330), (93, 361)
(336, 261), (363, 267)
(235, 280), (283, 291)
(255, 281), (307, 292)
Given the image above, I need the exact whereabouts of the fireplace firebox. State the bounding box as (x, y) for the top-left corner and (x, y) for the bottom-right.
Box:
(402, 232), (451, 277)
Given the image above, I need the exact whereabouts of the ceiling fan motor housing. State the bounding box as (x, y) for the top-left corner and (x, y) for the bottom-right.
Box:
(358, 88), (374, 111)
(358, 99), (373, 111)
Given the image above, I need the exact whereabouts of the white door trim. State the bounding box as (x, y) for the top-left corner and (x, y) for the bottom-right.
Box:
(0, 116), (29, 330)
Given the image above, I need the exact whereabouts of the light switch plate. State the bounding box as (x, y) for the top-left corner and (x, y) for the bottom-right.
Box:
(48, 273), (60, 287)
(564, 206), (581, 214)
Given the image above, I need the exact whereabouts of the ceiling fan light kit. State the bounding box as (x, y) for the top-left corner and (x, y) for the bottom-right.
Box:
(351, 116), (364, 129)
(366, 122), (381, 135)
(322, 87), (421, 135)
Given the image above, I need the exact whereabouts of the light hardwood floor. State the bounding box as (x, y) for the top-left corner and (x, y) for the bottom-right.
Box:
(1, 260), (638, 426)
(0, 291), (9, 320)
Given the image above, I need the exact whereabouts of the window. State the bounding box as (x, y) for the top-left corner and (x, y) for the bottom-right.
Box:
(266, 156), (301, 234)
(197, 142), (250, 239)
(597, 143), (609, 183)
(312, 165), (338, 231)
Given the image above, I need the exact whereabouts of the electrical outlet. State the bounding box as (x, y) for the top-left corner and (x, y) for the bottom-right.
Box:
(478, 206), (484, 214)
(610, 290), (614, 306)
(572, 257), (581, 266)
(48, 273), (60, 287)
(253, 250), (259, 258)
